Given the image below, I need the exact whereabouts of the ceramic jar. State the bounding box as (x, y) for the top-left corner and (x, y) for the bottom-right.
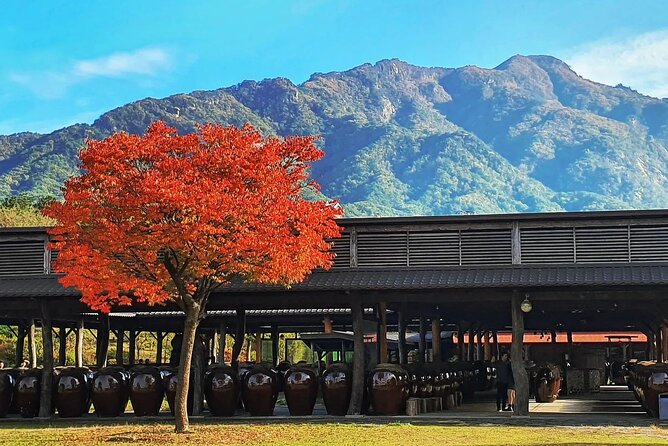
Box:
(14, 368), (42, 418)
(204, 365), (239, 417)
(91, 366), (129, 417)
(321, 363), (352, 416)
(0, 370), (14, 417)
(284, 365), (318, 416)
(54, 367), (92, 417)
(369, 363), (409, 416)
(129, 365), (164, 416)
(241, 365), (279, 416)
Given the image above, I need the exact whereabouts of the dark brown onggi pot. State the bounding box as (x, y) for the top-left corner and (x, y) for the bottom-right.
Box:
(129, 365), (164, 416)
(205, 365), (239, 417)
(54, 367), (92, 418)
(15, 368), (41, 418)
(162, 368), (193, 415)
(321, 363), (351, 416)
(91, 367), (129, 417)
(370, 363), (409, 416)
(0, 370), (14, 417)
(241, 365), (278, 416)
(284, 365), (318, 416)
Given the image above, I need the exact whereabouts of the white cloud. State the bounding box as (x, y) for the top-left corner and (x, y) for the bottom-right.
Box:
(565, 29), (668, 99)
(9, 47), (173, 99)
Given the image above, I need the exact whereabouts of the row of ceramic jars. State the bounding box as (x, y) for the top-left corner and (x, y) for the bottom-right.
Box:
(627, 360), (668, 418)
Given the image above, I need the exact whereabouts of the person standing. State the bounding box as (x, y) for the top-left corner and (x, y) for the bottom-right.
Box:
(507, 363), (516, 412)
(495, 352), (511, 411)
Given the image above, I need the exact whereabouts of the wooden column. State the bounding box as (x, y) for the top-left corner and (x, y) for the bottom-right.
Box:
(38, 302), (53, 418)
(483, 332), (491, 361)
(467, 326), (475, 362)
(662, 326), (668, 363)
(156, 331), (164, 364)
(16, 322), (27, 366)
(551, 328), (558, 344)
(378, 303), (388, 364)
(254, 332), (263, 363)
(217, 322), (227, 364)
(347, 301), (365, 415)
(75, 319), (84, 367)
(115, 329), (124, 365)
(431, 318), (442, 363)
(324, 316), (334, 364)
(418, 314), (427, 364)
(511, 293), (529, 417)
(458, 324), (465, 361)
(492, 330), (499, 360)
(96, 314), (110, 368)
(656, 327), (663, 363)
(476, 330), (483, 361)
(271, 326), (279, 366)
(398, 312), (407, 364)
(231, 309), (245, 369)
(58, 326), (67, 366)
(28, 319), (37, 368)
(128, 330), (136, 365)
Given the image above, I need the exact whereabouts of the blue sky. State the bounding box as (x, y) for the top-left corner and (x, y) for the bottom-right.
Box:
(2, 0), (668, 134)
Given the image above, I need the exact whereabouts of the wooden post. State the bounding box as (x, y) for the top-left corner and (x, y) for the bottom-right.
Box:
(662, 326), (668, 363)
(458, 324), (465, 361)
(217, 322), (227, 364)
(96, 314), (110, 368)
(75, 319), (84, 367)
(115, 329), (124, 365)
(324, 316), (334, 364)
(398, 311), (407, 364)
(38, 301), (53, 418)
(231, 309), (245, 369)
(483, 332), (491, 361)
(347, 301), (365, 415)
(418, 314), (427, 364)
(551, 328), (558, 344)
(431, 318), (441, 363)
(254, 332), (263, 363)
(28, 319), (37, 368)
(156, 331), (164, 364)
(467, 326), (475, 362)
(271, 326), (279, 366)
(378, 302), (388, 364)
(58, 326), (67, 366)
(476, 330), (483, 361)
(511, 293), (529, 417)
(16, 322), (27, 366)
(128, 330), (136, 365)
(656, 326), (663, 363)
(492, 330), (499, 360)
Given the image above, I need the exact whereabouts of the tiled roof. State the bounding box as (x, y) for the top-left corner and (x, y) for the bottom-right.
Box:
(1, 264), (668, 299)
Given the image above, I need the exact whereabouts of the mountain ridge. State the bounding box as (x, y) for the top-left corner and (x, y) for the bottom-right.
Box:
(1, 55), (667, 216)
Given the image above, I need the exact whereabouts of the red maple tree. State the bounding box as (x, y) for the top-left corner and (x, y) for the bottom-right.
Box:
(45, 121), (342, 432)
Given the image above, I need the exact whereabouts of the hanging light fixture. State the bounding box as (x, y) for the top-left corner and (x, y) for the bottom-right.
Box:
(520, 293), (532, 313)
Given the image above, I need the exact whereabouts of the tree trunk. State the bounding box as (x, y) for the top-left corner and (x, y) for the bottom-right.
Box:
(96, 314), (110, 368)
(190, 333), (205, 416)
(39, 301), (53, 418)
(347, 301), (365, 415)
(511, 293), (530, 417)
(175, 304), (201, 433)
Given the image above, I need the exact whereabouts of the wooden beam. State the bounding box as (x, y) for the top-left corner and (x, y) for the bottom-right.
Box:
(58, 325), (67, 366)
(378, 302), (388, 364)
(431, 317), (441, 363)
(16, 322), (26, 367)
(38, 301), (53, 418)
(75, 319), (84, 367)
(28, 319), (37, 368)
(115, 329), (124, 365)
(347, 301), (365, 415)
(511, 293), (530, 417)
(398, 311), (407, 364)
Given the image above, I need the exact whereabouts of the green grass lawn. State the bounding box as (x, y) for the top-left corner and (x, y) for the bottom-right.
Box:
(1, 422), (667, 446)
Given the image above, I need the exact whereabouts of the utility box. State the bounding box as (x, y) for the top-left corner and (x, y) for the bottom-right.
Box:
(659, 394), (668, 421)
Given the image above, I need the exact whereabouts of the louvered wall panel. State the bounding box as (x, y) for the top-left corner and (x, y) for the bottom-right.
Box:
(630, 226), (668, 262)
(460, 230), (512, 265)
(575, 226), (629, 263)
(357, 232), (407, 267)
(520, 228), (574, 264)
(329, 234), (351, 268)
(0, 240), (45, 277)
(49, 249), (59, 273)
(408, 232), (460, 266)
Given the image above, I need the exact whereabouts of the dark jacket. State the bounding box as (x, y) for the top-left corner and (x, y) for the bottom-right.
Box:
(495, 360), (512, 384)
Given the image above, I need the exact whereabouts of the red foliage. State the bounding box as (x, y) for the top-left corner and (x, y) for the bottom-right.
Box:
(45, 122), (342, 312)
